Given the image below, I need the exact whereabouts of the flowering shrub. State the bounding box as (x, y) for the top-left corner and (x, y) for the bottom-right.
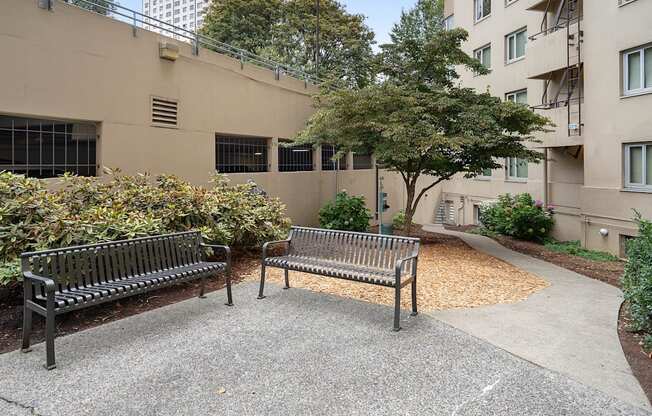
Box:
(479, 193), (554, 242)
(319, 191), (372, 232)
(0, 171), (290, 286)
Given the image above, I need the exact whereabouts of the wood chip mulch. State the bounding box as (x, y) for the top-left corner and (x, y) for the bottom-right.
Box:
(242, 232), (549, 311)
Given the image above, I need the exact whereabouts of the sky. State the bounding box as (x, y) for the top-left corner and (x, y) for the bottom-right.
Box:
(118, 0), (417, 48)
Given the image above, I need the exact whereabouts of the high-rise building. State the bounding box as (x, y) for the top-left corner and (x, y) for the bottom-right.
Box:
(440, 0), (652, 255)
(142, 0), (208, 38)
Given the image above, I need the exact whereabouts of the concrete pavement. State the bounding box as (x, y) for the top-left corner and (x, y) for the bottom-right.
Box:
(0, 281), (649, 416)
(424, 224), (650, 411)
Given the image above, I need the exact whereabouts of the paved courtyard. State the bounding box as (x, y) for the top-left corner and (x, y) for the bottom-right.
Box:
(0, 282), (648, 416)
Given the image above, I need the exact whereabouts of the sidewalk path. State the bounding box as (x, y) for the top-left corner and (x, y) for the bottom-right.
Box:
(423, 224), (650, 410)
(0, 282), (649, 415)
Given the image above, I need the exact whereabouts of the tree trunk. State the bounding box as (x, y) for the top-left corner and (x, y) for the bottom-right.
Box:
(403, 181), (416, 237)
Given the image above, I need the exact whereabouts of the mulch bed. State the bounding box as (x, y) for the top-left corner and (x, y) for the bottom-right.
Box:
(445, 225), (652, 403)
(0, 251), (258, 355)
(247, 227), (548, 312)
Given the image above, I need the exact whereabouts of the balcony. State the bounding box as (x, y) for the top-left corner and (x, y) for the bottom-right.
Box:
(527, 22), (580, 79)
(534, 104), (584, 148)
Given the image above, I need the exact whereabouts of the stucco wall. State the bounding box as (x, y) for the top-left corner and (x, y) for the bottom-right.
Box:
(0, 0), (383, 227)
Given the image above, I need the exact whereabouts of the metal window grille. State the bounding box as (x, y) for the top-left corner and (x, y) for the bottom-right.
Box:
(215, 135), (269, 173)
(353, 152), (373, 170)
(278, 140), (314, 172)
(0, 115), (97, 178)
(321, 145), (347, 171)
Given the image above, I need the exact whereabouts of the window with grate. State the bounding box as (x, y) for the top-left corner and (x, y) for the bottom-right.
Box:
(321, 145), (347, 171)
(0, 115), (97, 178)
(215, 135), (269, 173)
(278, 139), (314, 172)
(353, 151), (373, 170)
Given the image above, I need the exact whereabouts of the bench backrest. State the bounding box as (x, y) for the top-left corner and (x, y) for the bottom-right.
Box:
(288, 227), (419, 271)
(21, 231), (202, 295)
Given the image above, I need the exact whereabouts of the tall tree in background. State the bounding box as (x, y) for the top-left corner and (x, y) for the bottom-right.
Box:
(296, 0), (551, 233)
(201, 0), (375, 87)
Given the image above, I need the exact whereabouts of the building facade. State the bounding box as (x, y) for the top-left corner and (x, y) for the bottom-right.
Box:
(142, 0), (208, 36)
(440, 0), (652, 255)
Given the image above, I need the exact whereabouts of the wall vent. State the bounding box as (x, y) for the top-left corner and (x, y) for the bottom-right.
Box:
(151, 96), (178, 128)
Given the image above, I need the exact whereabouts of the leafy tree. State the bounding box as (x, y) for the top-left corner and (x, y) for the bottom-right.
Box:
(296, 0), (551, 233)
(201, 0), (375, 87)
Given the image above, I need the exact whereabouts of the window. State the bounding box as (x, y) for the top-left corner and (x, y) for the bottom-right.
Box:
(474, 0), (491, 22)
(278, 140), (313, 172)
(321, 145), (347, 171)
(506, 157), (528, 180)
(444, 14), (454, 30)
(477, 168), (492, 179)
(505, 89), (528, 105)
(353, 151), (373, 170)
(0, 115), (97, 178)
(506, 28), (527, 63)
(625, 143), (652, 190)
(474, 44), (492, 71)
(623, 46), (652, 95)
(215, 135), (268, 173)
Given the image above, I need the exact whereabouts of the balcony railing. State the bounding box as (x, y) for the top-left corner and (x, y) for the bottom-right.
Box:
(53, 0), (337, 88)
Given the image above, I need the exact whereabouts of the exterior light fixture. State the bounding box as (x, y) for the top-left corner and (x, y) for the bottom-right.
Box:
(159, 42), (179, 61)
(599, 228), (609, 237)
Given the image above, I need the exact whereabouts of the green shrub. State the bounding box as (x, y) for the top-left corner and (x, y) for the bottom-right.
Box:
(0, 172), (291, 287)
(392, 210), (406, 230)
(479, 193), (554, 242)
(319, 191), (372, 232)
(544, 240), (619, 262)
(622, 213), (652, 335)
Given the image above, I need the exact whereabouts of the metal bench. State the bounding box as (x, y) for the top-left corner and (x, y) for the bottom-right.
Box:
(258, 226), (420, 331)
(20, 231), (232, 370)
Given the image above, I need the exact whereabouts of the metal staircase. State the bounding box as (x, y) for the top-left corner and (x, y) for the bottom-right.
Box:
(531, 0), (584, 138)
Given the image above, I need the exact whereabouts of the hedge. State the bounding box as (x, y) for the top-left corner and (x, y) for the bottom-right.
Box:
(0, 171), (290, 287)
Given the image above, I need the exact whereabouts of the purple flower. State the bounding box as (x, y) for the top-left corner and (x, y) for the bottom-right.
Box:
(534, 200), (544, 208)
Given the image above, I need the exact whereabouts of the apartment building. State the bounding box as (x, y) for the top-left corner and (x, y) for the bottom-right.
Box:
(142, 0), (209, 36)
(440, 0), (652, 255)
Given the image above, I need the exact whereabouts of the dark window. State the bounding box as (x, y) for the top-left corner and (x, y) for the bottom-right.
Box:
(321, 145), (347, 171)
(215, 134), (268, 173)
(0, 115), (97, 178)
(353, 151), (373, 170)
(278, 139), (313, 172)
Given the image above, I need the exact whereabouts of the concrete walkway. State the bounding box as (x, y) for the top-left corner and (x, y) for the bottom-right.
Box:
(423, 224), (650, 410)
(0, 282), (649, 416)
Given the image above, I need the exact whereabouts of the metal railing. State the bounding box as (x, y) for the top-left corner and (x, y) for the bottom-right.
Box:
(55, 0), (336, 88)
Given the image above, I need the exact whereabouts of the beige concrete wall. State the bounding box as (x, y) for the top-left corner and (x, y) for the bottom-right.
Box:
(0, 0), (376, 227)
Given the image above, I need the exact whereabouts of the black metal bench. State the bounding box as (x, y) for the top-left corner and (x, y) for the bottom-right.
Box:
(20, 231), (232, 370)
(258, 226), (420, 331)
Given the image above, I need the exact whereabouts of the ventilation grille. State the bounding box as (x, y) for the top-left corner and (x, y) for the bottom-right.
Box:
(151, 97), (178, 128)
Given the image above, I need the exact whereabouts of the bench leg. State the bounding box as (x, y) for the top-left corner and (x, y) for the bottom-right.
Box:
(393, 285), (401, 332)
(411, 276), (418, 317)
(198, 275), (207, 299)
(45, 298), (56, 370)
(283, 269), (290, 290)
(225, 270), (234, 306)
(257, 264), (266, 299)
(21, 303), (32, 353)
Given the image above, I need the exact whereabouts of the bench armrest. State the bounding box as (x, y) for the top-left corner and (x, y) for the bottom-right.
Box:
(201, 244), (231, 272)
(395, 254), (419, 279)
(23, 271), (56, 294)
(262, 239), (291, 259)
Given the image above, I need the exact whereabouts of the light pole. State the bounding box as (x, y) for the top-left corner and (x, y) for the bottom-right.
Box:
(315, 0), (320, 78)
